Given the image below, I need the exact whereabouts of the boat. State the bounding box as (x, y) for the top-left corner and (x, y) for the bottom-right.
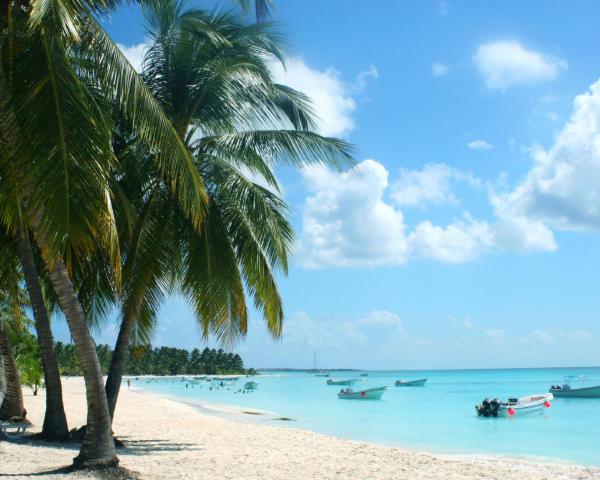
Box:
(338, 386), (387, 400)
(315, 372), (330, 377)
(360, 373), (369, 377)
(327, 378), (357, 386)
(476, 393), (553, 417)
(182, 376), (203, 385)
(395, 378), (427, 387)
(244, 381), (258, 390)
(213, 376), (240, 382)
(549, 376), (600, 398)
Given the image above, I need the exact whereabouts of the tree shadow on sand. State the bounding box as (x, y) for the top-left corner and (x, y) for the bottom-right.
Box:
(0, 465), (140, 479)
(117, 437), (201, 455)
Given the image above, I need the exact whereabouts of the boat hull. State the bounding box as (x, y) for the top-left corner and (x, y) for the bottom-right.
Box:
(499, 394), (553, 417)
(550, 385), (600, 398)
(327, 379), (357, 386)
(395, 378), (427, 387)
(338, 387), (387, 400)
(244, 382), (258, 390)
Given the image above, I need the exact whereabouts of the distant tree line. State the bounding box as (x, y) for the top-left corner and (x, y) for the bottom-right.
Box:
(55, 343), (252, 376)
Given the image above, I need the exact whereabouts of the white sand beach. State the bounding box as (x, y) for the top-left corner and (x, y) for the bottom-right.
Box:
(1, 378), (599, 479)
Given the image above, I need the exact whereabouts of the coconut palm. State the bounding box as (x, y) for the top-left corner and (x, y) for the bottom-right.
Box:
(1, 0), (208, 467)
(101, 1), (353, 420)
(0, 242), (26, 421)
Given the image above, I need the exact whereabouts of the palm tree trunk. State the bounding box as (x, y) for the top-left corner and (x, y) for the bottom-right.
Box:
(0, 324), (25, 420)
(16, 227), (69, 439)
(0, 348), (6, 413)
(42, 255), (118, 467)
(105, 312), (135, 422)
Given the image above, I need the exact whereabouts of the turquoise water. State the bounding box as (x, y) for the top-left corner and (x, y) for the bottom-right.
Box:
(132, 367), (600, 466)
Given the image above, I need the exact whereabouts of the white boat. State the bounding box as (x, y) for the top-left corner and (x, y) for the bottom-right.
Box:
(476, 393), (553, 417)
(182, 376), (203, 385)
(337, 386), (387, 400)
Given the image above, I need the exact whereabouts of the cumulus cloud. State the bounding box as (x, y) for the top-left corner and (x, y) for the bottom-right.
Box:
(474, 40), (567, 91)
(296, 160), (496, 268)
(391, 163), (480, 207)
(271, 57), (363, 137)
(494, 79), (600, 234)
(408, 217), (494, 263)
(468, 139), (494, 151)
(431, 62), (449, 77)
(117, 42), (148, 72)
(297, 160), (409, 268)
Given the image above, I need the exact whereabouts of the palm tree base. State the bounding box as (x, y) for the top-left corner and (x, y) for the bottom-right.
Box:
(72, 454), (119, 470)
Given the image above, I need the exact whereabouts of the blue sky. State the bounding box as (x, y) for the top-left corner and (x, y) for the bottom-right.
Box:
(54, 0), (600, 369)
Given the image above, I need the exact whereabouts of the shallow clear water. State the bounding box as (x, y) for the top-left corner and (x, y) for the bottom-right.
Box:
(132, 367), (600, 465)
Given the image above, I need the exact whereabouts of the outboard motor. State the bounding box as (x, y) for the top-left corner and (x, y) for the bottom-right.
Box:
(476, 398), (503, 417)
(476, 398), (491, 416)
(489, 398), (501, 417)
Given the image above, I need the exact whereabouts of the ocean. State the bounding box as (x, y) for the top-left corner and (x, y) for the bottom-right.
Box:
(132, 367), (600, 466)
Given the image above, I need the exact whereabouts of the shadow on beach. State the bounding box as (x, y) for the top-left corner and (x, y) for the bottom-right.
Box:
(118, 437), (201, 455)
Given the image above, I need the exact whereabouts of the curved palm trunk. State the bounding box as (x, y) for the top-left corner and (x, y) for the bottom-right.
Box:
(105, 312), (135, 421)
(43, 256), (117, 467)
(0, 325), (25, 420)
(0, 348), (6, 412)
(16, 228), (69, 439)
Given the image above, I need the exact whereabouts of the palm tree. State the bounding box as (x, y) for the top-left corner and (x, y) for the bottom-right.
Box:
(1, 0), (208, 467)
(0, 245), (26, 421)
(0, 323), (24, 420)
(16, 227), (69, 439)
(0, 345), (6, 414)
(102, 0), (353, 420)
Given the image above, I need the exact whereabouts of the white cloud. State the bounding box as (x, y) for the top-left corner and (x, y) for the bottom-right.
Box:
(295, 156), (565, 269)
(474, 41), (567, 91)
(467, 139), (494, 151)
(431, 62), (449, 77)
(391, 163), (480, 207)
(117, 42), (149, 72)
(354, 65), (379, 93)
(282, 309), (404, 349)
(358, 310), (403, 331)
(524, 328), (592, 344)
(297, 160), (409, 268)
(408, 217), (494, 263)
(271, 57), (359, 137)
(494, 79), (600, 233)
(460, 318), (475, 331)
(296, 160), (494, 268)
(484, 328), (506, 340)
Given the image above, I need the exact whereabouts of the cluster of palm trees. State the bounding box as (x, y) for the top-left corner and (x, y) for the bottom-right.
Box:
(0, 0), (351, 469)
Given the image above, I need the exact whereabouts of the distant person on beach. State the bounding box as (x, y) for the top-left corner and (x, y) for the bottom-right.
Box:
(127, 379), (131, 390)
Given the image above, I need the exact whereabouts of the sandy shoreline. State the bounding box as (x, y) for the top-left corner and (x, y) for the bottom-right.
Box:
(1, 378), (599, 479)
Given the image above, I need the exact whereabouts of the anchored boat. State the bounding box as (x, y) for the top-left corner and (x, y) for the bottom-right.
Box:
(395, 378), (427, 387)
(550, 376), (600, 398)
(327, 378), (357, 386)
(244, 381), (258, 390)
(338, 386), (387, 400)
(476, 393), (553, 417)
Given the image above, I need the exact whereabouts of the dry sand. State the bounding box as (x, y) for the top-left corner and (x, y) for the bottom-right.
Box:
(1, 377), (599, 479)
